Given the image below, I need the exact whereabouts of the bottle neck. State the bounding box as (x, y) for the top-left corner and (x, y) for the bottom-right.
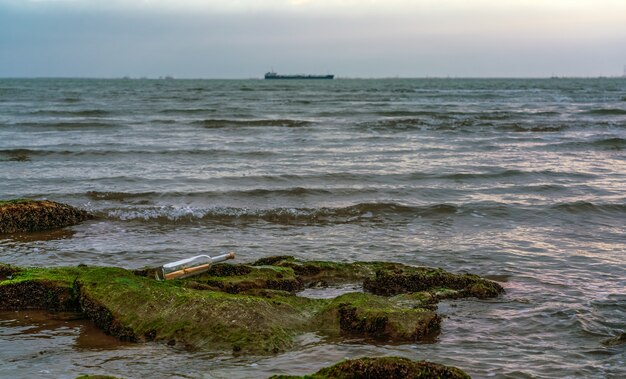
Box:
(212, 251), (235, 263)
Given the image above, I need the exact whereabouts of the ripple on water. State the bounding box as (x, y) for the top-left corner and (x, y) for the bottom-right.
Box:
(1, 78), (625, 378)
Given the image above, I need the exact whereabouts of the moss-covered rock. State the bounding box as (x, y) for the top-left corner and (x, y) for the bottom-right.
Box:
(252, 255), (399, 286)
(363, 265), (504, 299)
(0, 263), (18, 281)
(73, 358), (470, 379)
(0, 256), (503, 355)
(185, 264), (305, 294)
(314, 292), (441, 341)
(0, 199), (92, 234)
(0, 265), (316, 354)
(270, 356), (471, 378)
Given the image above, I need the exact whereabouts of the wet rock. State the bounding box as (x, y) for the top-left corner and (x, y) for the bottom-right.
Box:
(0, 266), (79, 311)
(253, 255), (294, 266)
(270, 356), (471, 378)
(363, 265), (504, 299)
(0, 265), (309, 354)
(315, 292), (441, 341)
(75, 376), (122, 379)
(0, 279), (78, 311)
(0, 263), (18, 281)
(0, 256), (503, 355)
(253, 255), (403, 286)
(0, 199), (92, 234)
(185, 265), (304, 294)
(78, 284), (139, 343)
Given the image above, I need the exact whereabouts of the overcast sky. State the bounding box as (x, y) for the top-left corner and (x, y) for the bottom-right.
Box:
(1, 0), (625, 78)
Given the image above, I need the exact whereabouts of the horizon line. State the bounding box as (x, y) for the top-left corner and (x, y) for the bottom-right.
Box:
(1, 75), (626, 80)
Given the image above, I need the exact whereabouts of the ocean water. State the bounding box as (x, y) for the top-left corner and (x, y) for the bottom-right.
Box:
(0, 78), (624, 378)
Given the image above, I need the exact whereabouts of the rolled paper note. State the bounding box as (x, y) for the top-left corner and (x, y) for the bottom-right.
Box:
(160, 252), (235, 280)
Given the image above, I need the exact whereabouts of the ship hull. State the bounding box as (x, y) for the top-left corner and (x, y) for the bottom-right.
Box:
(265, 74), (334, 80)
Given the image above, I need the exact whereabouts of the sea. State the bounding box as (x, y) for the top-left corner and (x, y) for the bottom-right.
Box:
(0, 78), (624, 378)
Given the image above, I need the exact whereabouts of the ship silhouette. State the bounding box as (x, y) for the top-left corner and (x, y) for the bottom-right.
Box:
(265, 71), (334, 80)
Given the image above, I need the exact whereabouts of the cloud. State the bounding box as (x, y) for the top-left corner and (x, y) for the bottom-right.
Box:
(1, 0), (625, 77)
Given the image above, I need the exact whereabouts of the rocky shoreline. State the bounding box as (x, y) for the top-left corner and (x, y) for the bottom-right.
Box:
(0, 199), (504, 378)
(0, 255), (503, 354)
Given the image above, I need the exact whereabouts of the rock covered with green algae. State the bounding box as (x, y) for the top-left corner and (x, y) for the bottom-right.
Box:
(0, 199), (92, 234)
(71, 357), (470, 379)
(244, 256), (503, 300)
(270, 356), (471, 379)
(314, 292), (440, 341)
(0, 256), (503, 355)
(364, 265), (504, 299)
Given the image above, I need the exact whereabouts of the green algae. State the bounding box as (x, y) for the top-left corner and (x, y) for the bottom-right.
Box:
(186, 264), (304, 294)
(0, 199), (31, 205)
(0, 199), (92, 234)
(252, 256), (411, 288)
(314, 292), (440, 341)
(0, 265), (316, 353)
(364, 265), (504, 299)
(0, 256), (504, 355)
(270, 356), (471, 379)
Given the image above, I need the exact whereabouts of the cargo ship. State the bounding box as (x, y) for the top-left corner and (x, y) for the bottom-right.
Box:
(265, 71), (334, 80)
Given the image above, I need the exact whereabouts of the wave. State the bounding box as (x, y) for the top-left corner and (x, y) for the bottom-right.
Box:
(100, 200), (626, 227)
(498, 123), (569, 133)
(528, 111), (561, 116)
(375, 110), (454, 118)
(187, 87), (207, 92)
(12, 121), (116, 129)
(554, 138), (625, 150)
(232, 187), (334, 197)
(0, 148), (33, 162)
(84, 168), (595, 184)
(358, 117), (490, 132)
(584, 109), (626, 116)
(87, 191), (157, 201)
(590, 137), (626, 149)
(551, 202), (626, 214)
(359, 118), (426, 130)
(357, 117), (624, 133)
(159, 108), (216, 115)
(0, 148), (89, 161)
(200, 169), (595, 184)
(359, 115), (574, 132)
(31, 109), (110, 117)
(438, 170), (527, 180)
(86, 187), (335, 201)
(103, 202), (463, 225)
(0, 148), (275, 159)
(195, 119), (312, 128)
(435, 169), (593, 180)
